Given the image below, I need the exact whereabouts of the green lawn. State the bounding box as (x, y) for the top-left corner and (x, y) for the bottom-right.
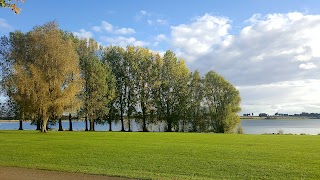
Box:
(0, 131), (319, 179)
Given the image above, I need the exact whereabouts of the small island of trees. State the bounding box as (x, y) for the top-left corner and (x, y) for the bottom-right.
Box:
(0, 22), (241, 133)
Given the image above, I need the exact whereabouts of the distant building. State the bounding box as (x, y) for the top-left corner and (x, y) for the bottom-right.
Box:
(259, 113), (268, 117)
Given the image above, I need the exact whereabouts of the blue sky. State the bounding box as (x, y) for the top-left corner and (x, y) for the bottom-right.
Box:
(1, 0), (320, 115)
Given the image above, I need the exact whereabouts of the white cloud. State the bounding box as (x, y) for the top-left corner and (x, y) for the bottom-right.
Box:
(170, 12), (320, 114)
(114, 28), (136, 35)
(299, 62), (317, 70)
(135, 10), (151, 21)
(101, 21), (113, 32)
(155, 34), (167, 41)
(140, 10), (148, 16)
(171, 13), (231, 60)
(0, 18), (13, 31)
(238, 79), (320, 115)
(73, 29), (93, 39)
(171, 12), (320, 85)
(101, 36), (149, 47)
(153, 34), (167, 47)
(92, 26), (101, 32)
(156, 19), (167, 25)
(136, 10), (168, 26)
(92, 21), (135, 35)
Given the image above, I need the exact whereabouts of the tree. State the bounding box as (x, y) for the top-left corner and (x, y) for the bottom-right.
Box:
(123, 46), (137, 132)
(158, 50), (189, 132)
(203, 71), (241, 133)
(103, 46), (127, 131)
(150, 53), (163, 129)
(2, 22), (82, 132)
(85, 54), (115, 131)
(188, 70), (204, 132)
(0, 0), (25, 14)
(133, 47), (155, 132)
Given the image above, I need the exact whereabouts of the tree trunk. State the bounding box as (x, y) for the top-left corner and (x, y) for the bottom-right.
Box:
(85, 116), (88, 131)
(142, 116), (148, 132)
(166, 118), (172, 132)
(141, 103), (148, 132)
(36, 119), (41, 130)
(120, 99), (125, 131)
(89, 119), (94, 131)
(128, 117), (131, 132)
(68, 113), (73, 131)
(18, 119), (23, 130)
(108, 119), (112, 131)
(127, 90), (131, 132)
(58, 118), (63, 131)
(41, 117), (48, 133)
(181, 120), (185, 132)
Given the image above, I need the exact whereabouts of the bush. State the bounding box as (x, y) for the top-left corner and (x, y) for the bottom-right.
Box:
(278, 129), (284, 135)
(236, 124), (244, 134)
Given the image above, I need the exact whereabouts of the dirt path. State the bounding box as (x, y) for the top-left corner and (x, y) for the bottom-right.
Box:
(0, 166), (133, 180)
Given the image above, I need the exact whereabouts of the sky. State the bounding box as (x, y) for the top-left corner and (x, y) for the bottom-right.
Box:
(1, 0), (320, 115)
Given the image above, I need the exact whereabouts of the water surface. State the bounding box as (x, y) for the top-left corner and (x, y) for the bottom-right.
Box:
(1, 119), (320, 134)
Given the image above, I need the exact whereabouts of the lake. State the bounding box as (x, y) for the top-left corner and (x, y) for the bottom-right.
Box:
(0, 119), (320, 135)
(241, 119), (320, 135)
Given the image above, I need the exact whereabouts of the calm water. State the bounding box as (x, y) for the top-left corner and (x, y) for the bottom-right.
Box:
(1, 119), (320, 134)
(241, 119), (320, 135)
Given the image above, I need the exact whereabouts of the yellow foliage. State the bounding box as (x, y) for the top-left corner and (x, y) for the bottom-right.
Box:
(0, 0), (25, 14)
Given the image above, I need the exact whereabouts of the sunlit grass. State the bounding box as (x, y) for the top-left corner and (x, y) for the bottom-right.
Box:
(0, 131), (319, 179)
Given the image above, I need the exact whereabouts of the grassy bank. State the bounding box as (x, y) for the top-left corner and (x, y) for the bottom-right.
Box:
(0, 131), (319, 179)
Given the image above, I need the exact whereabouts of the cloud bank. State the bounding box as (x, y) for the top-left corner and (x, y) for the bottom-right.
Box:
(170, 12), (320, 114)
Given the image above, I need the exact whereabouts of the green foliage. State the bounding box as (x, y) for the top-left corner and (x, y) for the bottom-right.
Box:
(76, 38), (115, 131)
(203, 71), (241, 133)
(188, 70), (204, 132)
(157, 50), (190, 131)
(0, 131), (319, 179)
(103, 46), (127, 131)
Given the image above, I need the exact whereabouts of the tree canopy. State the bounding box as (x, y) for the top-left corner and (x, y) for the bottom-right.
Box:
(1, 22), (82, 132)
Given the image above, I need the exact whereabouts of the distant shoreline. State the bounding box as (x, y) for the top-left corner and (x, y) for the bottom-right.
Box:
(0, 120), (20, 122)
(0, 120), (74, 122)
(240, 116), (320, 120)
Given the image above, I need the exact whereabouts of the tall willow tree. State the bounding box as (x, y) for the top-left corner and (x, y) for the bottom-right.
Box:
(203, 71), (241, 133)
(2, 22), (82, 132)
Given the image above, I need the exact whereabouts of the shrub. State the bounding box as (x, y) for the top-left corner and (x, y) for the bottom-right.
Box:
(278, 129), (284, 135)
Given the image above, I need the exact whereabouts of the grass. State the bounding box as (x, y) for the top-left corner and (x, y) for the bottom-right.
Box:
(0, 131), (320, 179)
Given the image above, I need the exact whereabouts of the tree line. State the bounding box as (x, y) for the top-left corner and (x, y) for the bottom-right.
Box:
(0, 22), (241, 133)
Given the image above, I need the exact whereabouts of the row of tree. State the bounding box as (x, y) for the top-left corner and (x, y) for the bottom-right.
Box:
(0, 22), (241, 133)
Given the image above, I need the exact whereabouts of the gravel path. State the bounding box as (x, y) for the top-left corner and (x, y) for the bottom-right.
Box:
(0, 167), (132, 180)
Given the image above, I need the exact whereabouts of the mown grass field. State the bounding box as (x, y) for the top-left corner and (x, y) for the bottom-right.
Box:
(0, 131), (319, 179)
